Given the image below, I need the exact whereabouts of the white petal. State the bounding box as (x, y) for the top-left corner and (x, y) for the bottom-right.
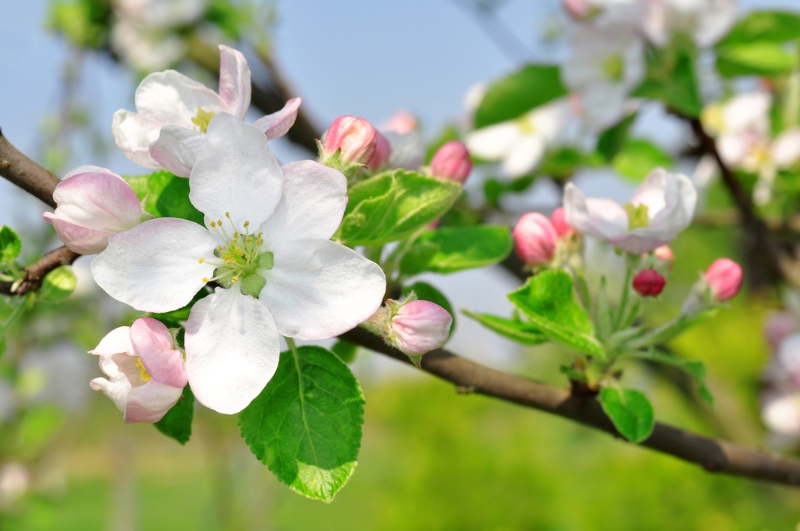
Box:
(185, 287), (280, 414)
(253, 97), (302, 140)
(91, 218), (217, 313)
(466, 122), (523, 160)
(149, 126), (206, 177)
(135, 70), (225, 128)
(125, 381), (184, 423)
(772, 129), (800, 169)
(502, 135), (545, 177)
(643, 169), (696, 237)
(762, 390), (800, 437)
(112, 109), (162, 168)
(89, 326), (134, 357)
(532, 100), (570, 142)
(90, 377), (131, 413)
(218, 45), (251, 118)
(189, 113), (283, 229)
(261, 239), (386, 340)
(580, 84), (630, 131)
(693, 0), (738, 47)
(563, 183), (628, 241)
(258, 161), (347, 246)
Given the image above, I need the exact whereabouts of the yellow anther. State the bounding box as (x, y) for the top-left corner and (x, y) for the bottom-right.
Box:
(217, 219), (222, 226)
(235, 247), (244, 256)
(256, 239), (263, 246)
(217, 245), (223, 252)
(244, 221), (250, 228)
(231, 276), (239, 283)
(246, 236), (253, 243)
(245, 254), (251, 260)
(136, 358), (151, 383)
(210, 221), (217, 228)
(225, 212), (231, 218)
(258, 232), (263, 238)
(234, 232), (239, 239)
(202, 277), (209, 283)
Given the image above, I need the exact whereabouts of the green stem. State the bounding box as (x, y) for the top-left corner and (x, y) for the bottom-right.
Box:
(613, 267), (633, 331)
(285, 336), (299, 357)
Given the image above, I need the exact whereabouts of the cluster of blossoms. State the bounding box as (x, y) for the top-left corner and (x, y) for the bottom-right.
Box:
(761, 293), (800, 444)
(43, 45), (456, 421)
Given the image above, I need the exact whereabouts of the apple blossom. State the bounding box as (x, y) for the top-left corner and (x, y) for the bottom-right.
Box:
(564, 167), (697, 254)
(43, 165), (145, 255)
(766, 311), (798, 350)
(466, 99), (571, 178)
(641, 0), (738, 48)
(322, 115), (379, 167)
(92, 113), (386, 414)
(704, 258), (742, 302)
(430, 141), (472, 183)
(761, 390), (800, 439)
(89, 317), (187, 423)
(513, 213), (558, 266)
(381, 110), (418, 135)
(633, 268), (666, 296)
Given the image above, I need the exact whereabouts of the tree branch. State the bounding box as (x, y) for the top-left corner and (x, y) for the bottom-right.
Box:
(342, 327), (800, 488)
(0, 245), (81, 296)
(0, 128), (60, 209)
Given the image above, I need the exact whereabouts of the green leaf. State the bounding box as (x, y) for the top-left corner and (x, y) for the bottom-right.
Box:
(599, 387), (655, 443)
(403, 281), (456, 333)
(239, 346), (364, 502)
(475, 64), (567, 129)
(612, 139), (673, 181)
(154, 386), (194, 445)
(338, 170), (461, 246)
(399, 240), (440, 278)
(716, 43), (794, 78)
(462, 310), (546, 345)
(716, 11), (800, 47)
(507, 270), (604, 356)
(38, 266), (77, 303)
(331, 340), (358, 363)
(597, 112), (638, 162)
(633, 46), (702, 117)
(0, 226), (22, 263)
(537, 147), (586, 180)
(145, 170), (205, 225)
(633, 351), (713, 405)
(403, 225), (512, 275)
(123, 174), (150, 201)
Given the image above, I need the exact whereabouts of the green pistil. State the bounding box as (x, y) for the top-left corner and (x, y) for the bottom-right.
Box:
(624, 203), (650, 230)
(603, 55), (624, 82)
(191, 107), (216, 133)
(211, 223), (273, 296)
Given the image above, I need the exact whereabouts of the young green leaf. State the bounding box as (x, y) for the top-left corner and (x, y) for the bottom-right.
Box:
(628, 351), (713, 405)
(338, 170), (461, 246)
(462, 310), (546, 345)
(597, 112), (638, 162)
(402, 225), (512, 275)
(475, 64), (567, 128)
(507, 270), (604, 356)
(38, 265), (77, 303)
(716, 11), (800, 47)
(403, 281), (456, 333)
(239, 346), (364, 502)
(612, 139), (673, 181)
(331, 340), (358, 363)
(144, 170), (205, 225)
(599, 387), (655, 443)
(632, 46), (702, 118)
(154, 386), (194, 445)
(0, 226), (22, 263)
(716, 43), (793, 78)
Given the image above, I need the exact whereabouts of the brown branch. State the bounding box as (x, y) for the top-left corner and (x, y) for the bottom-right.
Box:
(0, 246), (81, 296)
(343, 327), (800, 488)
(0, 128), (60, 209)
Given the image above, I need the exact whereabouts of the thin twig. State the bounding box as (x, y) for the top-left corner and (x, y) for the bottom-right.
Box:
(0, 128), (60, 209)
(0, 246), (81, 296)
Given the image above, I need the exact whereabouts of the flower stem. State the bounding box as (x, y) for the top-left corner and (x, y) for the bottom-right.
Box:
(285, 336), (299, 357)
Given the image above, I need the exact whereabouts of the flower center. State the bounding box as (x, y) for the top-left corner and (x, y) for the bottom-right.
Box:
(136, 358), (151, 383)
(191, 107), (217, 133)
(516, 115), (536, 135)
(201, 213), (274, 298)
(624, 203), (650, 230)
(602, 55), (624, 82)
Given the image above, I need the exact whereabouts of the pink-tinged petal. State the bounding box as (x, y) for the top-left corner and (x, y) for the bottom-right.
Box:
(564, 184), (628, 241)
(185, 287), (280, 414)
(503, 135), (545, 177)
(51, 170), (143, 231)
(253, 97), (301, 140)
(130, 317), (187, 388)
(149, 126), (206, 177)
(124, 380), (184, 423)
(63, 165), (117, 180)
(112, 109), (163, 169)
(641, 169), (696, 237)
(189, 113), (283, 229)
(218, 45), (251, 118)
(135, 70), (225, 128)
(261, 239), (386, 340)
(90, 376), (131, 413)
(259, 161), (347, 246)
(43, 213), (115, 255)
(89, 326), (134, 357)
(91, 218), (217, 313)
(391, 300), (452, 355)
(513, 212), (557, 266)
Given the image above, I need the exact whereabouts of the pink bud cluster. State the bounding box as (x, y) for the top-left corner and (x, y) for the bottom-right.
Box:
(512, 207), (573, 267)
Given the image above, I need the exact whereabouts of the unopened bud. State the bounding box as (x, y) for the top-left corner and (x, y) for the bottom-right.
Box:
(704, 258), (743, 302)
(550, 207), (574, 237)
(513, 212), (557, 266)
(367, 132), (391, 170)
(653, 245), (674, 266)
(381, 110), (417, 135)
(322, 115), (378, 166)
(632, 268), (665, 297)
(389, 299), (452, 356)
(430, 141), (472, 183)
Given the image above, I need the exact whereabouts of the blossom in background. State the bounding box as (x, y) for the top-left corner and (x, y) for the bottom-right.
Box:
(43, 165), (144, 254)
(92, 113), (386, 414)
(564, 167), (697, 254)
(641, 0), (738, 48)
(113, 45), (300, 176)
(513, 213), (558, 266)
(429, 141), (472, 183)
(762, 334), (800, 440)
(89, 318), (187, 423)
(466, 99), (571, 178)
(703, 258), (742, 302)
(380, 110), (426, 170)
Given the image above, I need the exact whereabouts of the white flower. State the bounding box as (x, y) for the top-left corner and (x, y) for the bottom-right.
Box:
(762, 390), (800, 439)
(641, 0), (738, 48)
(112, 45), (301, 177)
(89, 318), (187, 423)
(466, 99), (572, 178)
(564, 167), (697, 253)
(92, 113), (386, 414)
(561, 14), (645, 130)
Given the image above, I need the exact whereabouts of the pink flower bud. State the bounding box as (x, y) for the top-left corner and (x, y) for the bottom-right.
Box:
(323, 115), (378, 165)
(550, 207), (574, 237)
(654, 245), (674, 264)
(381, 110), (417, 135)
(430, 141), (472, 183)
(43, 165), (144, 255)
(633, 269), (665, 297)
(704, 258), (743, 302)
(563, 0), (593, 20)
(390, 299), (452, 356)
(367, 132), (391, 170)
(513, 213), (558, 266)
